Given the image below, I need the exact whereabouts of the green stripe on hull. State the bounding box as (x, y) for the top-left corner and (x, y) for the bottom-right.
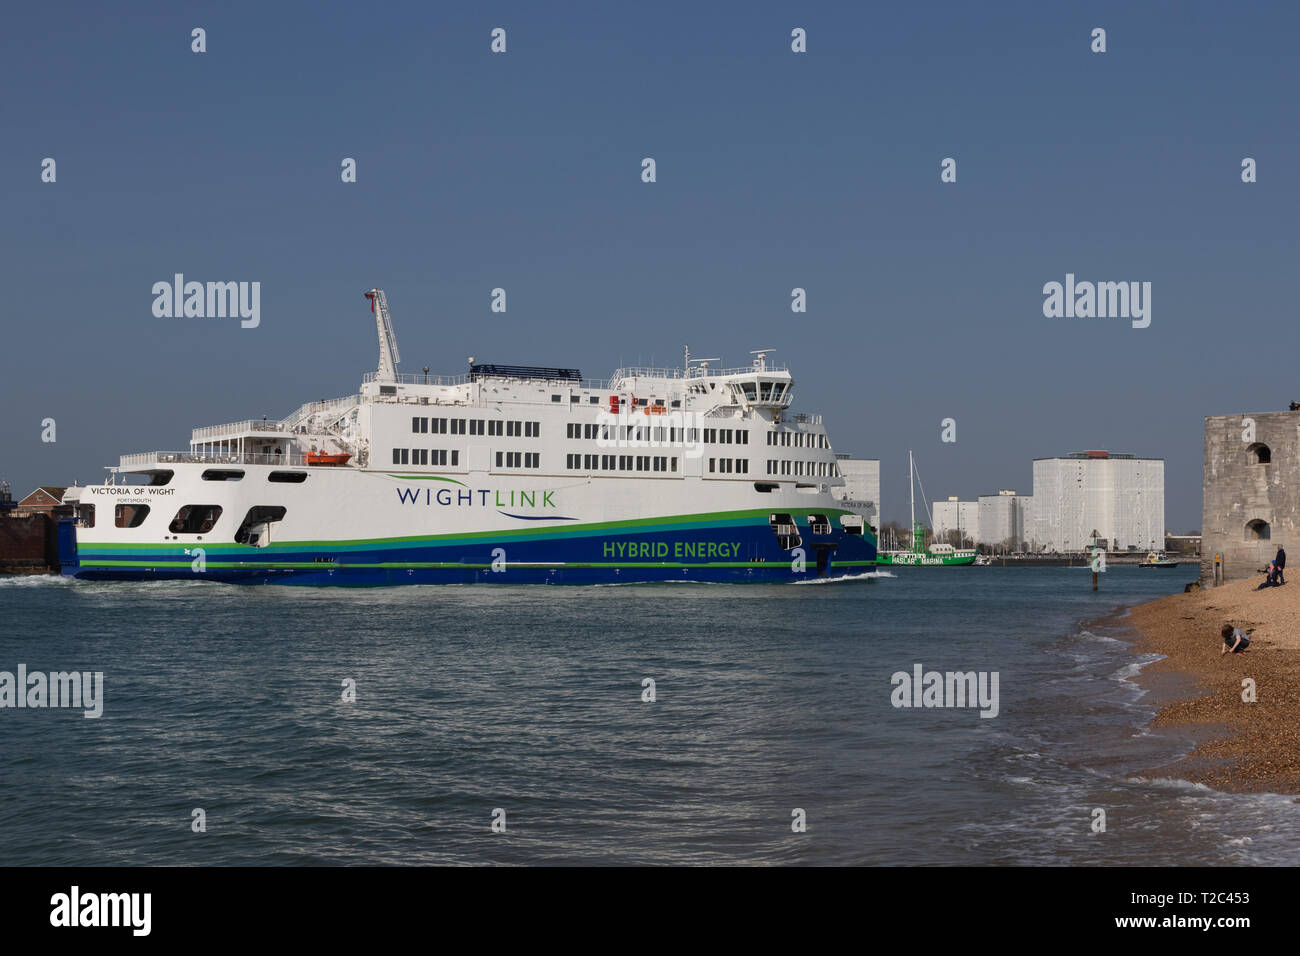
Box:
(79, 558), (880, 570)
(79, 507), (875, 557)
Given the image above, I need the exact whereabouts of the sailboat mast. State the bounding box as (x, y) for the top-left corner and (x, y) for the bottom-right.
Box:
(909, 450), (915, 532)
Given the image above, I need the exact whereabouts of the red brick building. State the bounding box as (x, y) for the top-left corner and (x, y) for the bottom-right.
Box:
(12, 486), (68, 518)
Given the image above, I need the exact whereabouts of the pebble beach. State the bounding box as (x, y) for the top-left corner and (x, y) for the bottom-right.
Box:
(1127, 574), (1300, 794)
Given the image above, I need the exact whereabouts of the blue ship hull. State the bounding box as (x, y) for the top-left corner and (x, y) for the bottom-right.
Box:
(62, 516), (877, 586)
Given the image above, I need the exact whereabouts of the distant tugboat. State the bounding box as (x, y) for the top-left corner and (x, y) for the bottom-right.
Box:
(876, 452), (977, 567)
(1139, 550), (1179, 568)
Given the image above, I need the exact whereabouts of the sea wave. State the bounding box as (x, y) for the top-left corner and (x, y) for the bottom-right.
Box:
(1126, 776), (1216, 793)
(0, 574), (73, 587)
(793, 570), (894, 585)
(1077, 629), (1124, 646)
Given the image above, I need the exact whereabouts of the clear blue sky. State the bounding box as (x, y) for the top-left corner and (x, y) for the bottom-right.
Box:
(3, 0), (1297, 531)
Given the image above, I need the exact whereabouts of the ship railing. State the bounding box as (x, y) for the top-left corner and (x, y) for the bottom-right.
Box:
(612, 363), (789, 381)
(190, 396), (360, 442)
(612, 367), (690, 381)
(277, 395), (360, 430)
(363, 371), (472, 386)
(118, 451), (311, 469)
(362, 366), (792, 390)
(363, 371), (615, 392)
(190, 419), (293, 441)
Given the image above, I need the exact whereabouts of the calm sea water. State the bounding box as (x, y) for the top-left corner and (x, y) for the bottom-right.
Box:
(1, 567), (1297, 866)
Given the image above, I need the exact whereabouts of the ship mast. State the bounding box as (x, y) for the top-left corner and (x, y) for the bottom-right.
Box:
(364, 288), (401, 383)
(909, 449), (917, 553)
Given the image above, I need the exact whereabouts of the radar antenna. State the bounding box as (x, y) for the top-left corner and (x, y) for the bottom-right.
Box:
(688, 356), (720, 377)
(749, 348), (775, 370)
(364, 289), (401, 383)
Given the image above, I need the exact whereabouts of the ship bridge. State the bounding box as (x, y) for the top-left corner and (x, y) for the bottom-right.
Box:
(675, 349), (794, 414)
(610, 350), (794, 415)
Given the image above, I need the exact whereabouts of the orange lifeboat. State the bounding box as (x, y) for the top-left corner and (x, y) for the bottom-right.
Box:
(306, 451), (352, 466)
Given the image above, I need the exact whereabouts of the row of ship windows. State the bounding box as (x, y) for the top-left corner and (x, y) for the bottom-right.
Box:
(566, 424), (753, 444)
(562, 424), (824, 448)
(767, 460), (836, 477)
(704, 428), (749, 445)
(393, 448), (460, 466)
(497, 452), (540, 468)
(395, 448), (542, 468)
(412, 417), (540, 437)
(562, 455), (752, 475)
(767, 431), (828, 448)
(392, 447), (836, 476)
(566, 454), (679, 472)
(410, 419), (823, 447)
(707, 458), (750, 474)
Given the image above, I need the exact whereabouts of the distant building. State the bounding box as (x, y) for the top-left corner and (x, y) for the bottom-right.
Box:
(12, 486), (68, 518)
(832, 455), (880, 529)
(978, 490), (1031, 549)
(1031, 452), (1164, 552)
(1201, 411), (1297, 583)
(932, 496), (978, 544)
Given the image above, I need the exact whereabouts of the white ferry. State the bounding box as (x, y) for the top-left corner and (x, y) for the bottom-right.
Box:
(60, 290), (876, 585)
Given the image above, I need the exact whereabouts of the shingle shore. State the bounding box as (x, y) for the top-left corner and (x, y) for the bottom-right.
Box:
(1125, 575), (1300, 793)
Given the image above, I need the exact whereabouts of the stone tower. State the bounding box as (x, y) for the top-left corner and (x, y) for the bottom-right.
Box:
(1201, 410), (1300, 583)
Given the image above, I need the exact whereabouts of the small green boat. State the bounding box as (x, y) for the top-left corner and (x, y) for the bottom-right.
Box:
(876, 451), (978, 567)
(877, 530), (978, 566)
(878, 542), (978, 566)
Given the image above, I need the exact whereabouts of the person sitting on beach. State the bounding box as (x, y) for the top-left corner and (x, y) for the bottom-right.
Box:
(1221, 624), (1251, 655)
(1256, 562), (1281, 589)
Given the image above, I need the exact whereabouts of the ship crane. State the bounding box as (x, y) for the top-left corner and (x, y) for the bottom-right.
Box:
(364, 288), (401, 383)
